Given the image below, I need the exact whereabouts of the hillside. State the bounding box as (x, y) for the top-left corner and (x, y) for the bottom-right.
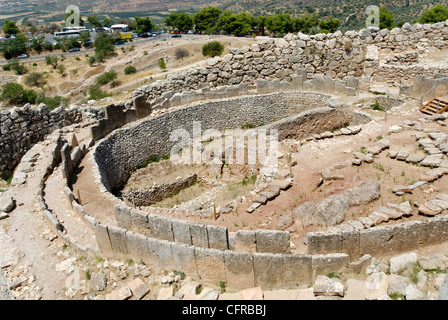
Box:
(2, 0), (448, 31)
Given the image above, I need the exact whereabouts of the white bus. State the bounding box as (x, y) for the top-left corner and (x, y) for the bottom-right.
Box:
(110, 24), (129, 32)
(54, 30), (82, 38)
(54, 27), (88, 39)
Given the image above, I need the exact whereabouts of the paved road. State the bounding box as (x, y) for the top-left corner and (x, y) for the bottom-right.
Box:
(0, 34), (207, 65)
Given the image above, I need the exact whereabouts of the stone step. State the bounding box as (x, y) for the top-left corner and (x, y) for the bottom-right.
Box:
(375, 206), (403, 219)
(357, 216), (375, 228)
(368, 214), (384, 225)
(347, 220), (365, 230)
(370, 211), (390, 223)
(418, 203), (442, 216)
(429, 199), (448, 210)
(387, 202), (413, 216)
(246, 202), (261, 213)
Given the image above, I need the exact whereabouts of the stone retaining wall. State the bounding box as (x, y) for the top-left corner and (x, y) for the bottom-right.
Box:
(0, 104), (103, 180)
(122, 174), (198, 207)
(93, 92), (334, 191)
(114, 204), (291, 254)
(129, 21), (448, 109)
(306, 215), (448, 259)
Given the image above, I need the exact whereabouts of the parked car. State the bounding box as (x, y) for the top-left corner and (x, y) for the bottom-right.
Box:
(171, 34), (181, 38)
(17, 53), (29, 59)
(68, 47), (80, 52)
(115, 40), (125, 45)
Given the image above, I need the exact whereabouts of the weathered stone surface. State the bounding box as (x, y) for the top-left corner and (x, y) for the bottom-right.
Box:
(224, 251), (255, 290)
(365, 272), (388, 300)
(313, 275), (344, 297)
(106, 286), (132, 300)
(389, 252), (418, 274)
(0, 196), (15, 213)
(255, 230), (290, 254)
(229, 230), (256, 253)
(127, 278), (149, 300)
(387, 274), (411, 295)
(405, 284), (428, 300)
(90, 273), (107, 291)
(292, 180), (380, 227)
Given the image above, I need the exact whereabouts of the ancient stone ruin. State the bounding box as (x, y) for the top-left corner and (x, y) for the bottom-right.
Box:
(3, 21), (448, 300)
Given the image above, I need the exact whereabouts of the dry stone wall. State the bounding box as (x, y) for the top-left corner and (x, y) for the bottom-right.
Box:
(0, 104), (103, 180)
(130, 21), (448, 109)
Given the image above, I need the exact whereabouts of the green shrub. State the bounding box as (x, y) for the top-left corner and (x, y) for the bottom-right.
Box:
(0, 82), (36, 105)
(2, 64), (11, 71)
(88, 84), (111, 100)
(96, 70), (118, 85)
(124, 65), (137, 75)
(158, 58), (166, 70)
(202, 41), (224, 57)
(35, 92), (69, 110)
(24, 72), (46, 87)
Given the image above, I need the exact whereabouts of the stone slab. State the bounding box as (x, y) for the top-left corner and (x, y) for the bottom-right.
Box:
(224, 250), (255, 290)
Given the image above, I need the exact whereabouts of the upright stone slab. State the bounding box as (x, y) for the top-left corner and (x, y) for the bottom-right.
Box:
(306, 232), (341, 254)
(312, 253), (349, 281)
(420, 215), (448, 245)
(172, 219), (192, 245)
(224, 251), (255, 290)
(207, 225), (229, 251)
(229, 230), (256, 253)
(129, 209), (150, 236)
(104, 103), (126, 129)
(94, 223), (114, 259)
(194, 247), (226, 284)
(391, 221), (423, 253)
(283, 254), (313, 288)
(189, 223), (209, 248)
(147, 214), (174, 242)
(146, 238), (175, 270)
(341, 230), (360, 259)
(125, 231), (151, 263)
(253, 253), (285, 290)
(255, 230), (290, 254)
(107, 225), (129, 259)
(114, 204), (132, 230)
(60, 143), (73, 176)
(133, 94), (151, 119)
(359, 226), (395, 256)
(171, 242), (198, 277)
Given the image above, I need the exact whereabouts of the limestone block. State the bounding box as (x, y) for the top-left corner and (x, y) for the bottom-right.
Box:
(194, 247), (226, 284)
(312, 253), (349, 281)
(172, 219), (192, 245)
(283, 254), (313, 288)
(359, 226), (395, 256)
(107, 225), (129, 259)
(229, 230), (256, 253)
(147, 214), (174, 242)
(207, 225), (229, 251)
(171, 242), (198, 277)
(253, 253), (285, 290)
(189, 222), (209, 248)
(255, 230), (290, 254)
(224, 250), (255, 290)
(125, 231), (151, 263)
(93, 223), (114, 259)
(114, 204), (132, 229)
(306, 232), (341, 254)
(146, 238), (175, 270)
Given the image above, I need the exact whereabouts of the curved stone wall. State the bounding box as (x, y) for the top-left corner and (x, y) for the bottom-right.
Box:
(93, 92), (338, 191)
